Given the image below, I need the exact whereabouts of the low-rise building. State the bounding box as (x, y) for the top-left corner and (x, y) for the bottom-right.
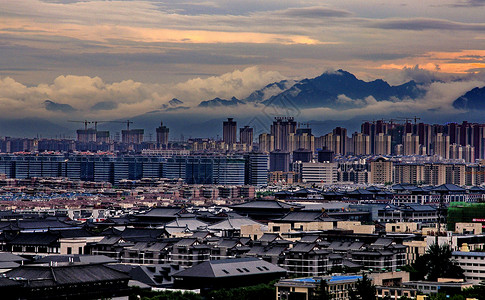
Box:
(276, 275), (362, 300)
(452, 251), (485, 284)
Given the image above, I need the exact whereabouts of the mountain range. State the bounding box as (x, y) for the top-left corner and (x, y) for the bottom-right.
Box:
(453, 86), (485, 110)
(1, 70), (485, 138)
(196, 69), (425, 108)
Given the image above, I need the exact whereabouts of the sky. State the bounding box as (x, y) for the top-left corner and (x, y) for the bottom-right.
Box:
(1, 0), (485, 137)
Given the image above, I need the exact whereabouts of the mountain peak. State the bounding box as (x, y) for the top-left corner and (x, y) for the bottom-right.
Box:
(453, 86), (485, 110)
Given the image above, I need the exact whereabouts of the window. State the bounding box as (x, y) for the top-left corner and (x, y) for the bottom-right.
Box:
(67, 247), (72, 254)
(78, 247), (83, 254)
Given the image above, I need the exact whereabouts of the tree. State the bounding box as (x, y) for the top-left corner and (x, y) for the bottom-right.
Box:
(206, 281), (276, 300)
(421, 243), (464, 281)
(311, 279), (332, 300)
(348, 273), (376, 300)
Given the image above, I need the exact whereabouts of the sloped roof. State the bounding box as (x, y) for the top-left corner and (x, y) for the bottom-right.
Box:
(165, 218), (208, 230)
(208, 217), (261, 231)
(328, 241), (364, 251)
(231, 200), (301, 210)
(173, 257), (286, 278)
(6, 263), (129, 287)
(0, 252), (27, 262)
(35, 254), (115, 264)
(136, 207), (184, 218)
(174, 238), (197, 247)
(289, 242), (327, 254)
(432, 184), (466, 193)
(347, 189), (374, 195)
(276, 211), (325, 222)
(257, 233), (280, 243)
(121, 228), (167, 239)
(97, 236), (123, 246)
(9, 232), (59, 246)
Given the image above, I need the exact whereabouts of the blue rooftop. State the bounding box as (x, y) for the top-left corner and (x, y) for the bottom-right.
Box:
(329, 275), (362, 282)
(293, 275), (363, 283)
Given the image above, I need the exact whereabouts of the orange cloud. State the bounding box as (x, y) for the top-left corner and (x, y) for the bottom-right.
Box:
(0, 18), (326, 46)
(378, 50), (485, 73)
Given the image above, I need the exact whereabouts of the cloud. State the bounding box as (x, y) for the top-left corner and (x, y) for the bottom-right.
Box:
(172, 66), (287, 104)
(91, 101), (118, 111)
(370, 18), (485, 31)
(300, 80), (485, 121)
(0, 66), (288, 120)
(453, 0), (485, 7)
(276, 6), (352, 18)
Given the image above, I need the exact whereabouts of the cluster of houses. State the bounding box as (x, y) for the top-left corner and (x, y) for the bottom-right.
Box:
(0, 188), (484, 299)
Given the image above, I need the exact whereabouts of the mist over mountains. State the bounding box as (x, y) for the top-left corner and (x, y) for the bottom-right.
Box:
(0, 69), (484, 139)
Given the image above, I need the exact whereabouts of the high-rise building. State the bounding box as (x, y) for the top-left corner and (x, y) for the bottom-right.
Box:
(269, 150), (290, 172)
(403, 133), (419, 155)
(122, 129), (144, 144)
(394, 164), (424, 184)
(317, 149), (334, 163)
(271, 117), (297, 151)
(240, 126), (253, 149)
(374, 133), (391, 155)
(299, 161), (337, 184)
(332, 127), (347, 155)
(76, 129), (97, 143)
(432, 133), (450, 159)
(352, 133), (371, 155)
(258, 133), (274, 153)
(223, 118), (237, 146)
(320, 133), (341, 155)
(164, 155), (245, 185)
(156, 121), (170, 149)
(96, 131), (110, 143)
(245, 152), (269, 186)
(369, 157), (393, 184)
(293, 149), (313, 163)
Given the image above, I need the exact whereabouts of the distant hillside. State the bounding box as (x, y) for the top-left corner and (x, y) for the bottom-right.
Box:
(261, 69), (424, 108)
(453, 86), (485, 110)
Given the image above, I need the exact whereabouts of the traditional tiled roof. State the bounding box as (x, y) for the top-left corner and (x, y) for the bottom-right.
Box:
(6, 263), (129, 287)
(173, 257), (286, 278)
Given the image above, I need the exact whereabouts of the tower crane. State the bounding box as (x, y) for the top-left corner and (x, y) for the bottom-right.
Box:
(105, 120), (134, 131)
(68, 120), (91, 130)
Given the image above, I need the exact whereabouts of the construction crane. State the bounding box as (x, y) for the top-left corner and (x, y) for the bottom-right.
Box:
(68, 120), (91, 130)
(92, 121), (108, 131)
(106, 120), (133, 131)
(398, 116), (421, 124)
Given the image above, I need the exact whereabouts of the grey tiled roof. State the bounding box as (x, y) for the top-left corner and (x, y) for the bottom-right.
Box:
(173, 257), (286, 278)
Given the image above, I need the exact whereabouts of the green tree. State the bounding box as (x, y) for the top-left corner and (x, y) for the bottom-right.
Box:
(421, 243), (464, 281)
(348, 273), (376, 300)
(427, 293), (447, 300)
(311, 279), (332, 300)
(206, 281), (276, 300)
(129, 287), (203, 300)
(462, 280), (485, 300)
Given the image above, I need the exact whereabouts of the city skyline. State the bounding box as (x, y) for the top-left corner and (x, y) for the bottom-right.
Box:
(1, 1), (485, 138)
